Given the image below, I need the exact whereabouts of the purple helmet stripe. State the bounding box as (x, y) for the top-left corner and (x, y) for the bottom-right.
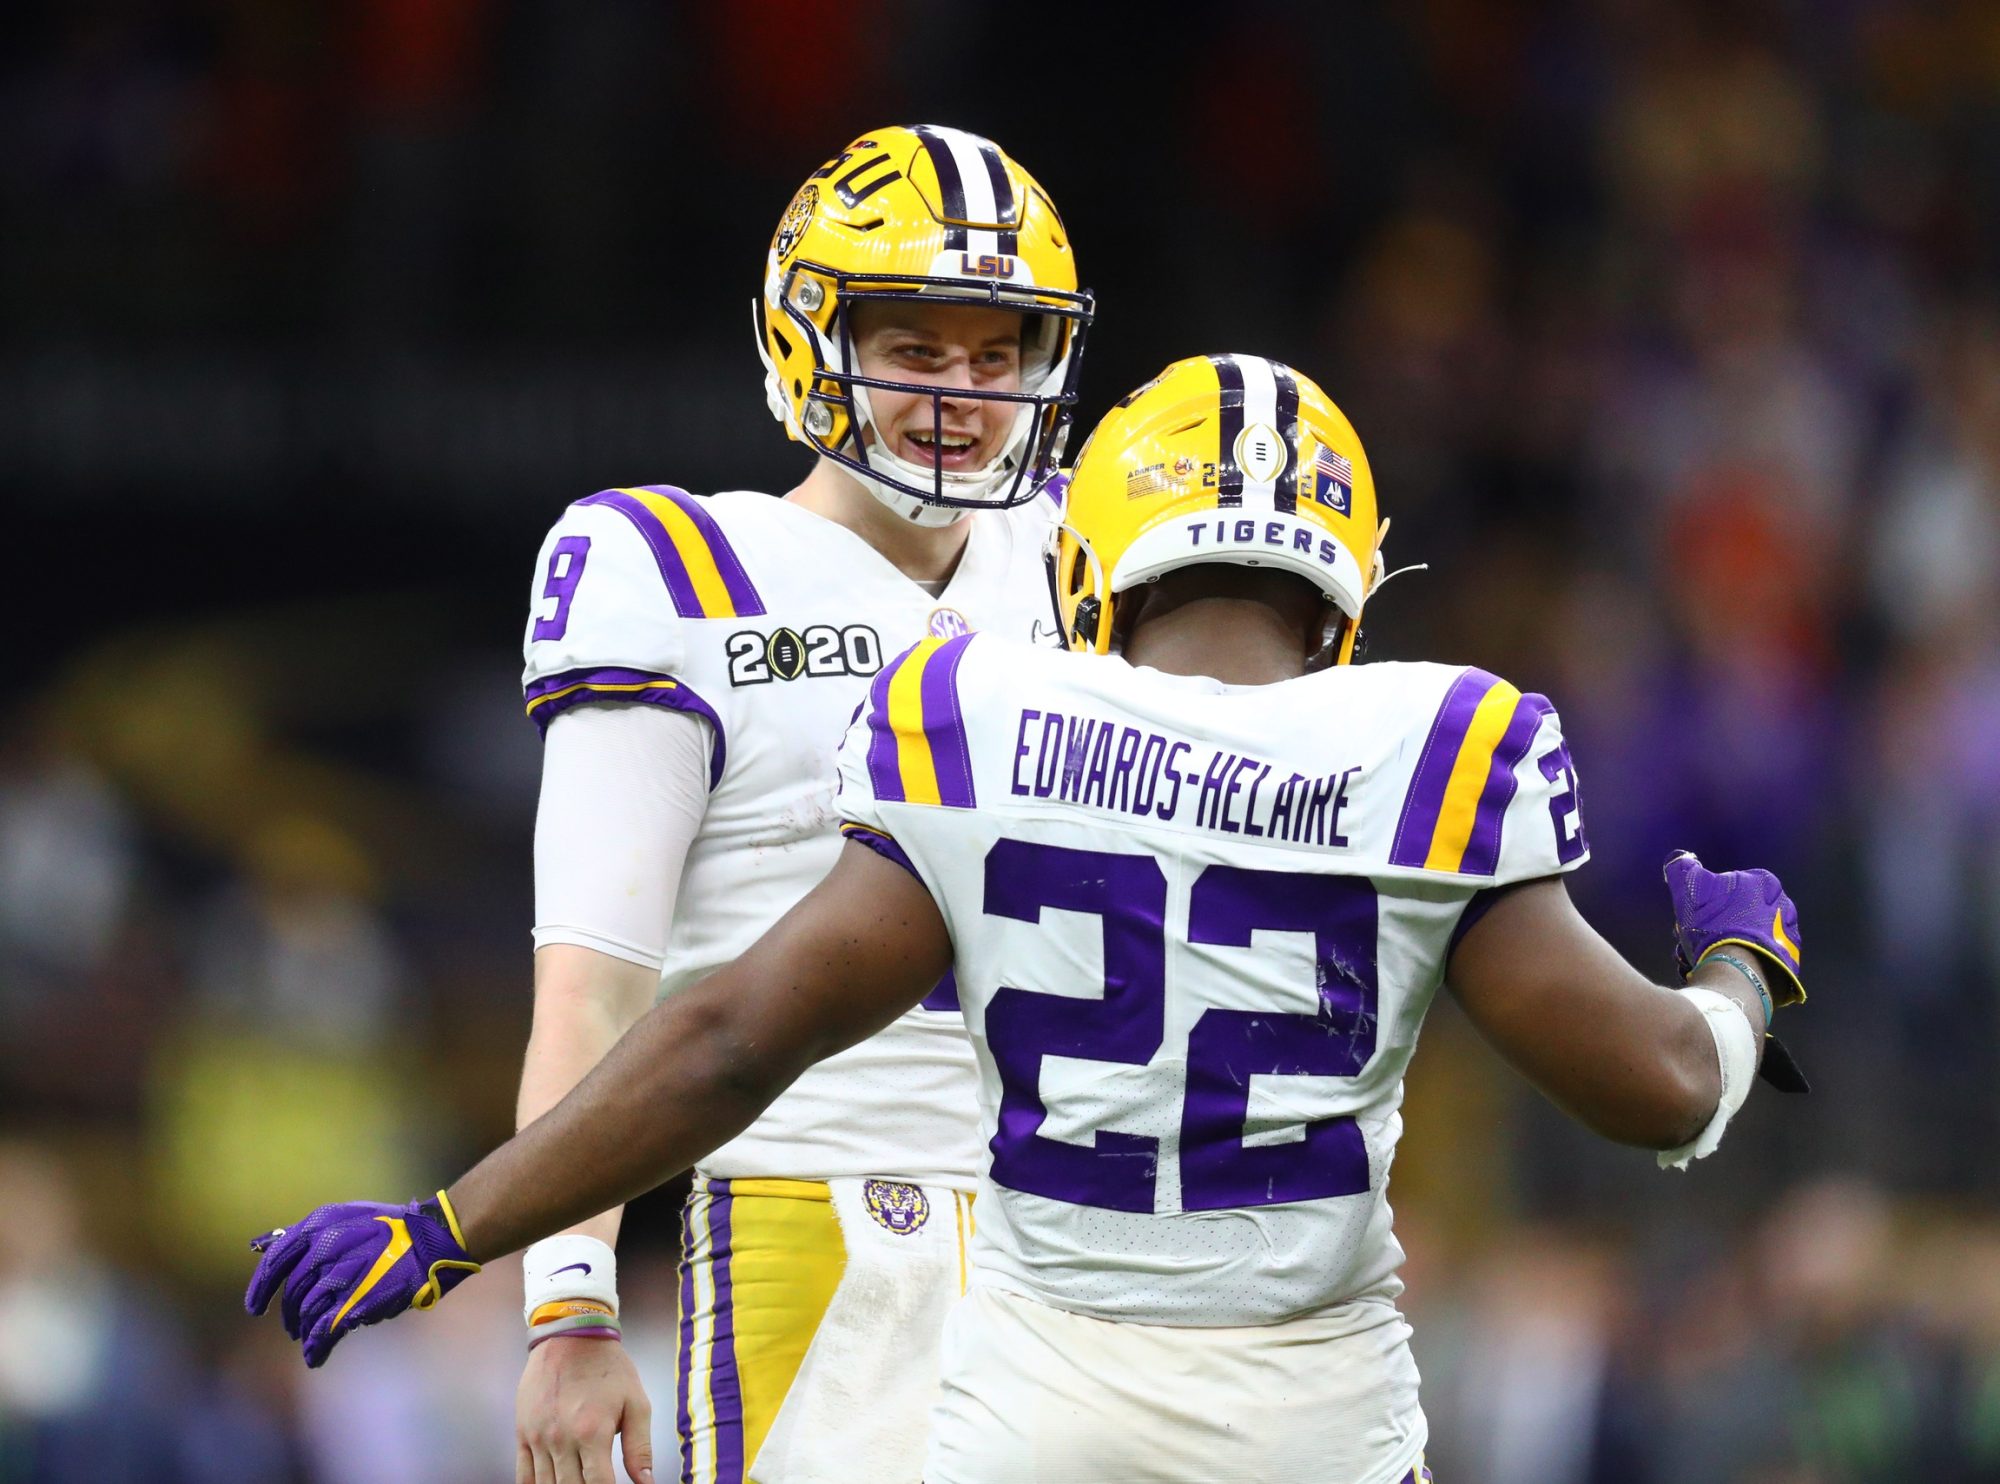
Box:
(864, 649), (912, 803)
(913, 126), (969, 252)
(704, 1181), (744, 1484)
(676, 1196), (696, 1484)
(523, 666), (727, 788)
(1457, 691), (1557, 875)
(1269, 360), (1302, 514)
(977, 141), (1019, 255)
(1209, 354), (1246, 508)
(639, 485), (767, 617)
(579, 488), (704, 616)
(919, 632), (979, 808)
(1389, 668), (1500, 867)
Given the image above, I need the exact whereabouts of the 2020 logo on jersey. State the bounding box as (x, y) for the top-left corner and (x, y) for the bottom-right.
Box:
(725, 624), (883, 686)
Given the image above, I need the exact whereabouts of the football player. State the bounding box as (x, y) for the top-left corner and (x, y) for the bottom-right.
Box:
(511, 127), (1089, 1484)
(250, 356), (1805, 1483)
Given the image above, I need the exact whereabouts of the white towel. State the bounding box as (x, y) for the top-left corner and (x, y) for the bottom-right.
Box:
(750, 1178), (969, 1484)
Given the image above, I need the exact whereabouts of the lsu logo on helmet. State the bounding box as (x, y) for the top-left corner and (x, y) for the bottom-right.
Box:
(753, 125), (1094, 528)
(1051, 355), (1384, 664)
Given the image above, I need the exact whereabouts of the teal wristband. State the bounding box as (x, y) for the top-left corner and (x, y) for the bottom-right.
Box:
(1701, 950), (1774, 1030)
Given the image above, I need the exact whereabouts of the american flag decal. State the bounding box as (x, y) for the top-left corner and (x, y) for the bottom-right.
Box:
(1312, 444), (1354, 514)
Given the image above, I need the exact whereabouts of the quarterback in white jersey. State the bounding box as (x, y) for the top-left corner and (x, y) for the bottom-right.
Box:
(513, 126), (1091, 1484)
(251, 356), (1806, 1482)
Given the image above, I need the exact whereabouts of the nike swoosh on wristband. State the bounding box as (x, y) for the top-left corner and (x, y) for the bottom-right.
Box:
(550, 1262), (593, 1277)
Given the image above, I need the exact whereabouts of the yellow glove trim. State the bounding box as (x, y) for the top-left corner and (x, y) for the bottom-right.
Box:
(1700, 938), (1806, 1007)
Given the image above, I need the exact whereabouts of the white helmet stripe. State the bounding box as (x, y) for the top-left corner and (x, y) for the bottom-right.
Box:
(924, 125), (1004, 259)
(1233, 354), (1284, 509)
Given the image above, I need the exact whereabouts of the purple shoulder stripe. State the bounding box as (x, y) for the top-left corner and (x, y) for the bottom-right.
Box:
(922, 632), (980, 809)
(577, 489), (703, 617)
(523, 665), (727, 789)
(1457, 692), (1557, 876)
(574, 487), (765, 620)
(637, 485), (766, 618)
(864, 649), (913, 804)
(1389, 668), (1498, 868)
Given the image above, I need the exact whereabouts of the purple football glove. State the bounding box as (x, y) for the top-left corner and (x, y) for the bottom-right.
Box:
(1663, 850), (1805, 1004)
(245, 1192), (480, 1368)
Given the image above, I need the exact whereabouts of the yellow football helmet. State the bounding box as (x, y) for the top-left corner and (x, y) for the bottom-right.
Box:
(755, 125), (1093, 527)
(1052, 354), (1384, 662)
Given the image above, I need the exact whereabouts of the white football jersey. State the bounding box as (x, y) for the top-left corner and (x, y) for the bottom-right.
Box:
(835, 635), (1589, 1327)
(523, 484), (1060, 1187)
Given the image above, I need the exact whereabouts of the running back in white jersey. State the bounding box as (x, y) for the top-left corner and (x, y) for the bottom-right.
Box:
(835, 635), (1589, 1326)
(522, 484), (1060, 1188)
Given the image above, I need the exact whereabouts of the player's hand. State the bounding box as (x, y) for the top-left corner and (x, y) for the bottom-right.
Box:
(1663, 850), (1804, 1005)
(244, 1192), (481, 1368)
(516, 1336), (655, 1484)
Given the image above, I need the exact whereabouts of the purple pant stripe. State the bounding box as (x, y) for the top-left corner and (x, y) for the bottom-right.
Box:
(640, 485), (767, 618)
(705, 1180), (745, 1484)
(1457, 691), (1556, 875)
(1389, 667), (1501, 868)
(578, 489), (706, 617)
(522, 666), (729, 786)
(865, 650), (913, 803)
(918, 632), (979, 808)
(676, 1196), (696, 1484)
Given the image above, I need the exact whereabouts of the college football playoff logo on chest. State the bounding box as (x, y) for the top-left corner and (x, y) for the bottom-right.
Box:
(725, 623), (884, 686)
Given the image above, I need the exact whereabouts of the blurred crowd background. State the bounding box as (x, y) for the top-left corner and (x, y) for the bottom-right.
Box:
(4, 1), (1998, 1480)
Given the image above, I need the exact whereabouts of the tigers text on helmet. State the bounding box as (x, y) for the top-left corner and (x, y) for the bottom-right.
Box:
(1050, 354), (1385, 662)
(754, 125), (1094, 528)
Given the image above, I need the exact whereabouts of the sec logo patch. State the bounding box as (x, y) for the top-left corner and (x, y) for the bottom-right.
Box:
(928, 607), (971, 638)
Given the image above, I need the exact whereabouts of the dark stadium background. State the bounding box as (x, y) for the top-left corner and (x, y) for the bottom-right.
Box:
(4, 2), (1998, 1480)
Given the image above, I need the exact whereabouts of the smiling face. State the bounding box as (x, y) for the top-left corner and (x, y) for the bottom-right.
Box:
(847, 299), (1028, 475)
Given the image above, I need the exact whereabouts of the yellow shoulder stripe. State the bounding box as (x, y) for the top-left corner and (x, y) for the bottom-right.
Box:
(1424, 680), (1523, 871)
(618, 487), (736, 619)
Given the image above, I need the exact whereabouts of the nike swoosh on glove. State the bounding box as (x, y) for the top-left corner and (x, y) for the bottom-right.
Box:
(245, 1192), (481, 1368)
(1663, 850), (1810, 1094)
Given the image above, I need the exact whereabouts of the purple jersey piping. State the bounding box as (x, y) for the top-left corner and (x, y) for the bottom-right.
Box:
(841, 823), (921, 881)
(524, 666), (727, 789)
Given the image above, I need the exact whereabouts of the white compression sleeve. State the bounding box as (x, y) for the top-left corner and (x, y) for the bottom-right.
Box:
(1656, 987), (1760, 1171)
(532, 703), (711, 969)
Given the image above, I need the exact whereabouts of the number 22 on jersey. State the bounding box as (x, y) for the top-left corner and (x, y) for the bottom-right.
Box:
(982, 838), (1379, 1216)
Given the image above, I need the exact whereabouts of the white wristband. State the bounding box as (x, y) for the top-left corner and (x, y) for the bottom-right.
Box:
(522, 1235), (620, 1325)
(1657, 987), (1760, 1171)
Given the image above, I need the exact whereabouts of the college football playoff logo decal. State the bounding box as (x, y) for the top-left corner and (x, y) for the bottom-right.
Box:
(725, 623), (883, 685)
